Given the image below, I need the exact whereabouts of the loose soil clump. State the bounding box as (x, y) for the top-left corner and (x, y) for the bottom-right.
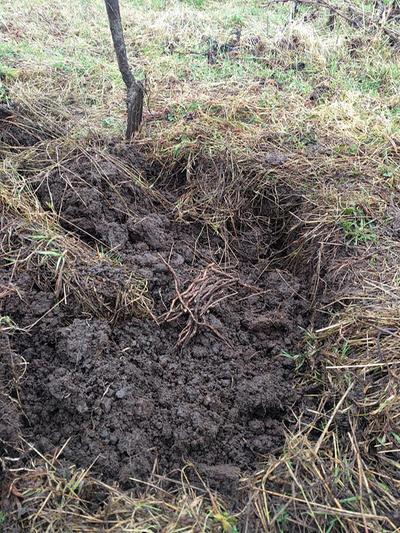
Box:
(1, 146), (312, 493)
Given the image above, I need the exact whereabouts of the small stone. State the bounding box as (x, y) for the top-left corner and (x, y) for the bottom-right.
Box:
(115, 388), (128, 399)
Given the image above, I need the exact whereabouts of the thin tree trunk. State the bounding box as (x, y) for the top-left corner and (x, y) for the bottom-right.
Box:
(104, 0), (143, 139)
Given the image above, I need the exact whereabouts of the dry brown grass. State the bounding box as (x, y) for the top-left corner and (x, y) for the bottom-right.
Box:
(3, 454), (238, 532)
(1, 0), (400, 531)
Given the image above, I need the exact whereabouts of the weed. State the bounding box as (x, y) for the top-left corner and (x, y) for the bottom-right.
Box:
(282, 350), (305, 371)
(229, 14), (243, 27)
(101, 116), (122, 131)
(0, 315), (18, 332)
(184, 0), (206, 7)
(212, 511), (238, 532)
(97, 245), (122, 265)
(340, 206), (376, 245)
(276, 508), (290, 531)
(0, 42), (16, 61)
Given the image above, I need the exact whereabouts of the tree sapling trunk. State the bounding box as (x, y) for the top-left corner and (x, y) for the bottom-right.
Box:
(104, 0), (143, 139)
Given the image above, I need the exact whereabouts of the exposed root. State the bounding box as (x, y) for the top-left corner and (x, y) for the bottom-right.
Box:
(158, 256), (262, 346)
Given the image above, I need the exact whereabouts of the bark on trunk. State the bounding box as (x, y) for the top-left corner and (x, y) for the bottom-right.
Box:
(104, 0), (143, 139)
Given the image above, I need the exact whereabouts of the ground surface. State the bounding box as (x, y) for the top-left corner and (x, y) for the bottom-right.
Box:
(2, 144), (310, 492)
(0, 0), (399, 531)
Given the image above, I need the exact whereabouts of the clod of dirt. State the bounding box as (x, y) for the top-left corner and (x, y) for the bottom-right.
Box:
(237, 374), (290, 416)
(197, 463), (241, 494)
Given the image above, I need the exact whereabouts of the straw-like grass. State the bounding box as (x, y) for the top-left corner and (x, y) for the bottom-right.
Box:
(1, 0), (399, 531)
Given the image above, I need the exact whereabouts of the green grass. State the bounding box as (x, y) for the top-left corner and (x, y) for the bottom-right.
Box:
(0, 511), (6, 531)
(1, 1), (400, 531)
(340, 206), (376, 245)
(1, 0), (398, 145)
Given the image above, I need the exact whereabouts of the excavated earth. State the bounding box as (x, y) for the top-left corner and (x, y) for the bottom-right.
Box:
(0, 141), (312, 494)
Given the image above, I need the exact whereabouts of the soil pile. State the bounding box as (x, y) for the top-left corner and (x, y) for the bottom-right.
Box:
(1, 146), (311, 492)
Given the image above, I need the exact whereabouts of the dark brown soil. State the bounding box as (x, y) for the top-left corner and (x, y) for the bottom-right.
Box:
(0, 144), (312, 494)
(0, 104), (53, 151)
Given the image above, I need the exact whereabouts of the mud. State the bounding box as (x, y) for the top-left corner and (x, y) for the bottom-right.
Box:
(1, 146), (312, 493)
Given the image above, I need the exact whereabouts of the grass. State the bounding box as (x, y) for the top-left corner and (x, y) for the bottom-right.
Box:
(2, 453), (238, 532)
(340, 206), (377, 245)
(1, 0), (400, 531)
